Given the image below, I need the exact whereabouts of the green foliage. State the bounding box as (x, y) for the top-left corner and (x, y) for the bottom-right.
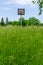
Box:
(40, 23), (43, 26)
(37, 0), (43, 15)
(6, 17), (9, 25)
(12, 21), (19, 26)
(19, 18), (27, 26)
(1, 17), (5, 26)
(28, 17), (40, 25)
(22, 18), (27, 26)
(8, 21), (12, 25)
(0, 22), (1, 25)
(0, 26), (43, 65)
(33, 0), (43, 15)
(19, 17), (41, 26)
(19, 18), (22, 26)
(0, 17), (41, 26)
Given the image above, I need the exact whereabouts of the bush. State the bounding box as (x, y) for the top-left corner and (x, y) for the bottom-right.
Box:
(12, 21), (19, 26)
(8, 21), (12, 25)
(28, 17), (40, 25)
(40, 23), (43, 26)
(19, 18), (27, 26)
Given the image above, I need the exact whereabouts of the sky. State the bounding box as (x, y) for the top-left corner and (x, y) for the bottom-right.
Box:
(0, 0), (43, 22)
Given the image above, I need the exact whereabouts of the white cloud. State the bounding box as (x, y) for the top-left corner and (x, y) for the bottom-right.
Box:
(3, 1), (15, 4)
(15, 0), (33, 5)
(0, 7), (12, 10)
(4, 0), (33, 5)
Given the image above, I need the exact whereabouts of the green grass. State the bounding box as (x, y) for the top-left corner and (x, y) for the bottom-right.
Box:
(0, 26), (43, 65)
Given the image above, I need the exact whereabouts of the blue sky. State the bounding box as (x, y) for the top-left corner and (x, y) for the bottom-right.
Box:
(0, 0), (43, 22)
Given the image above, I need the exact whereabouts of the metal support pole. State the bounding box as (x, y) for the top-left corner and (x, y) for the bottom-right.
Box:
(20, 15), (22, 26)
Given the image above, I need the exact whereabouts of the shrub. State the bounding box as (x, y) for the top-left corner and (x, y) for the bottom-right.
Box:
(12, 21), (19, 26)
(28, 17), (40, 25)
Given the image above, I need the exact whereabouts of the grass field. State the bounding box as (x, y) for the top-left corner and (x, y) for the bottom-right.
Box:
(0, 26), (43, 65)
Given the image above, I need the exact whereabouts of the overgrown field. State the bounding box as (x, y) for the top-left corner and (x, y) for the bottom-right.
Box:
(0, 26), (43, 65)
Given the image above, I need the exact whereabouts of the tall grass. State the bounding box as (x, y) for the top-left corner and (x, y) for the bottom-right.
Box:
(0, 26), (43, 65)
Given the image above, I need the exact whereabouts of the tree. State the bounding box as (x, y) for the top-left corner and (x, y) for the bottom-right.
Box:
(6, 17), (9, 25)
(12, 21), (19, 26)
(32, 0), (43, 15)
(28, 17), (40, 25)
(1, 17), (5, 26)
(19, 17), (27, 26)
(40, 23), (43, 26)
(8, 21), (12, 25)
(19, 18), (22, 26)
(22, 18), (27, 26)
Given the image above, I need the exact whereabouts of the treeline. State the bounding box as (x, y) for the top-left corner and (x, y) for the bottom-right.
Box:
(0, 17), (43, 26)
